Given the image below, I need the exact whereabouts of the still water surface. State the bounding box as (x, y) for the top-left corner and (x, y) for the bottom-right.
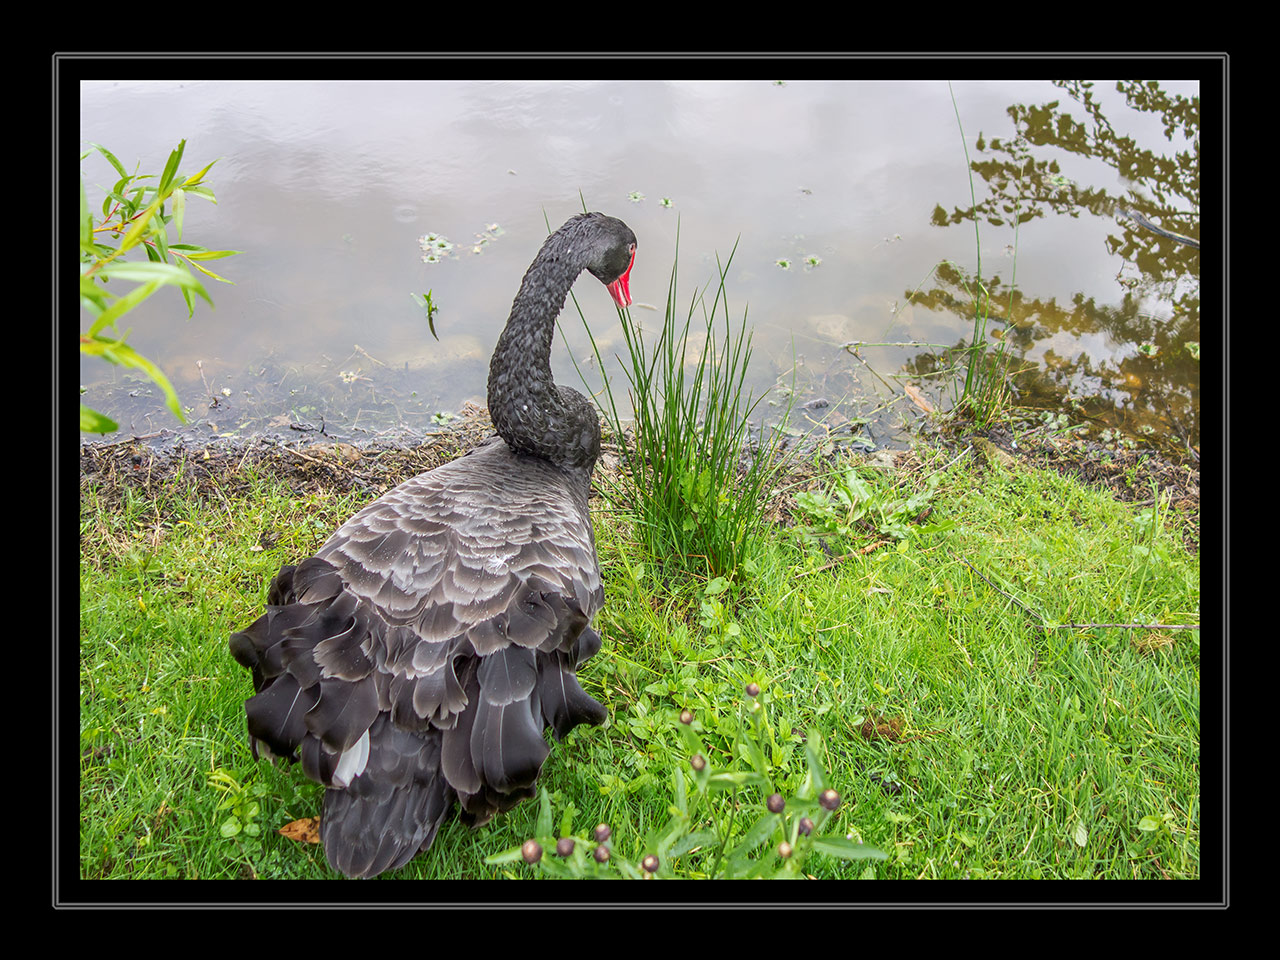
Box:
(78, 78), (1200, 454)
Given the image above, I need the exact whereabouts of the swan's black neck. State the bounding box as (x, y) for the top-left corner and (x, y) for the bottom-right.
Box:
(487, 220), (603, 482)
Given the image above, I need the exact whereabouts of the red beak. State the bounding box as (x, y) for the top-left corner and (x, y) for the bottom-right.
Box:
(606, 247), (635, 307)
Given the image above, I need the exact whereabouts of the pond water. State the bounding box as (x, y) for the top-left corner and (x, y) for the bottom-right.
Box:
(78, 75), (1202, 456)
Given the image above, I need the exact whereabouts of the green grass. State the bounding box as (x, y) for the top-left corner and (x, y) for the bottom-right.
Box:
(78, 438), (1200, 882)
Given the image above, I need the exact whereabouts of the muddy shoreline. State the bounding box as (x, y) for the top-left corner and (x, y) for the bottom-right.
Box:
(79, 403), (1200, 554)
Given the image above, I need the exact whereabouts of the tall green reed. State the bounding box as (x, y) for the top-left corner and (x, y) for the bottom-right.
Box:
(948, 82), (1019, 427)
(570, 221), (787, 582)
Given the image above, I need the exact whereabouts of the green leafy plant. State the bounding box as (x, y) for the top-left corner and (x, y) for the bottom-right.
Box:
(794, 462), (941, 545)
(80, 139), (240, 433)
(697, 574), (743, 641)
(487, 683), (886, 878)
(208, 768), (267, 851)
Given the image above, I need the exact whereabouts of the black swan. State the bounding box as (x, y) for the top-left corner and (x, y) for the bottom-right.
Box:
(229, 212), (637, 878)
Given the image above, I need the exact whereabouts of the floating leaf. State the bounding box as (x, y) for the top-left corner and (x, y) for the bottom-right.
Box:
(903, 383), (935, 413)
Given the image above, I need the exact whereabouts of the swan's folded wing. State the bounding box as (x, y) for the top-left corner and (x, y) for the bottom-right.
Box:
(314, 440), (606, 777)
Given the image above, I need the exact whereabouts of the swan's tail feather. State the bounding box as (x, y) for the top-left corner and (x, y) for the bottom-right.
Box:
(539, 651), (608, 740)
(320, 715), (455, 879)
(441, 636), (606, 827)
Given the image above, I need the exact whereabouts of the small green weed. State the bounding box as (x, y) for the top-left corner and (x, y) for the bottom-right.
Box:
(487, 683), (886, 878)
(794, 461), (941, 545)
(208, 768), (267, 849)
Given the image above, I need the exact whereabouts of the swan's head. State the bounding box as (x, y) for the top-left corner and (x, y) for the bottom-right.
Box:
(582, 213), (637, 308)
